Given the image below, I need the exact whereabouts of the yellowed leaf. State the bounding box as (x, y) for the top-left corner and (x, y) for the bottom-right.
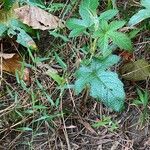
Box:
(14, 5), (64, 30)
(0, 53), (21, 73)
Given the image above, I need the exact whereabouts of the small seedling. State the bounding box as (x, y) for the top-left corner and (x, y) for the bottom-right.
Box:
(92, 115), (118, 132)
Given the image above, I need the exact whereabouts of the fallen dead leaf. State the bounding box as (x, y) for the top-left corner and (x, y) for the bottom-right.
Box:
(14, 5), (64, 30)
(0, 53), (31, 85)
(0, 53), (21, 73)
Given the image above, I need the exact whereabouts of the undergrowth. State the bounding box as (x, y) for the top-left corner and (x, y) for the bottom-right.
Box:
(0, 0), (150, 149)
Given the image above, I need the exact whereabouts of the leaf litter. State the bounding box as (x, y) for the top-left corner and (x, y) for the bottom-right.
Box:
(14, 5), (64, 30)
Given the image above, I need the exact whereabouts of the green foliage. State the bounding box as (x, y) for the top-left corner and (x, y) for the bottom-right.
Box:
(93, 20), (132, 52)
(92, 115), (119, 131)
(0, 4), (37, 50)
(75, 55), (125, 111)
(128, 0), (150, 26)
(66, 0), (131, 111)
(132, 89), (150, 127)
(66, 0), (132, 54)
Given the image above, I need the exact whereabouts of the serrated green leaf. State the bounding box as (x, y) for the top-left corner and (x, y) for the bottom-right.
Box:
(92, 55), (120, 70)
(66, 18), (88, 29)
(99, 9), (118, 21)
(121, 59), (150, 81)
(79, 0), (99, 27)
(75, 56), (125, 111)
(66, 18), (87, 37)
(98, 34), (109, 53)
(80, 0), (99, 14)
(79, 0), (99, 18)
(100, 20), (109, 32)
(128, 9), (150, 26)
(108, 31), (132, 51)
(141, 0), (150, 8)
(69, 27), (85, 37)
(90, 71), (125, 111)
(109, 20), (126, 31)
(0, 24), (8, 37)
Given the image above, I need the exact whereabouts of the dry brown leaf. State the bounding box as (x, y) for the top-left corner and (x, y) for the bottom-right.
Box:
(14, 5), (64, 30)
(0, 53), (31, 85)
(0, 53), (21, 73)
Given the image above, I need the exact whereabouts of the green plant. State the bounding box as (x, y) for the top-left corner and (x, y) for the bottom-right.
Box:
(128, 0), (150, 26)
(0, 1), (37, 49)
(92, 115), (118, 132)
(132, 88), (150, 126)
(66, 0), (133, 111)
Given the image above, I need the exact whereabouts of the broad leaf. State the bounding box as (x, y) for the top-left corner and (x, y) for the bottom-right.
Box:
(141, 0), (150, 8)
(75, 55), (125, 111)
(128, 9), (150, 26)
(79, 0), (99, 24)
(121, 59), (150, 81)
(99, 9), (118, 21)
(7, 26), (37, 50)
(108, 31), (132, 51)
(14, 5), (64, 30)
(0, 53), (21, 73)
(98, 34), (109, 53)
(66, 18), (87, 37)
(69, 28), (85, 37)
(109, 20), (126, 31)
(16, 28), (37, 50)
(66, 18), (88, 29)
(90, 71), (125, 111)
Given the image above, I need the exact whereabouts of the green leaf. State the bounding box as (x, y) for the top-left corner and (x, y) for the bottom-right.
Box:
(109, 20), (126, 31)
(69, 27), (86, 37)
(128, 28), (141, 39)
(0, 24), (8, 37)
(90, 71), (125, 111)
(79, 0), (99, 27)
(99, 9), (118, 21)
(66, 19), (87, 37)
(79, 0), (99, 18)
(80, 0), (99, 14)
(16, 28), (37, 50)
(108, 31), (132, 51)
(98, 34), (109, 53)
(141, 0), (150, 8)
(75, 55), (125, 112)
(120, 59), (150, 81)
(66, 18), (88, 29)
(128, 9), (150, 26)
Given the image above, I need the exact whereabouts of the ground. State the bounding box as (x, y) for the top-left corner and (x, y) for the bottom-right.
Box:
(0, 0), (150, 150)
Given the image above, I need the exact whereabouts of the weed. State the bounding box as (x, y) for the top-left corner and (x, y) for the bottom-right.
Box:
(132, 88), (150, 127)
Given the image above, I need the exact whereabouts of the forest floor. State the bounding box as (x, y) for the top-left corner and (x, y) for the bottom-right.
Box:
(0, 0), (150, 150)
